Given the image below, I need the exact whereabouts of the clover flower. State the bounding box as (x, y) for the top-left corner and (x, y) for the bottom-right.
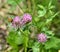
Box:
(12, 16), (21, 27)
(38, 33), (47, 43)
(22, 13), (32, 24)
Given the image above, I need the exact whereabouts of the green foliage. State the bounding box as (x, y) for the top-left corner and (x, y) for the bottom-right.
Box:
(38, 0), (57, 18)
(23, 30), (30, 51)
(6, 0), (60, 52)
(45, 37), (60, 49)
(32, 42), (40, 52)
(7, 0), (24, 11)
(7, 30), (23, 47)
(7, 0), (23, 6)
(38, 5), (46, 17)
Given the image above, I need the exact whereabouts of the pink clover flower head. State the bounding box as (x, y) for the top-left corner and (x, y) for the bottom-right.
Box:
(13, 16), (20, 23)
(12, 16), (21, 27)
(38, 33), (47, 43)
(22, 13), (32, 24)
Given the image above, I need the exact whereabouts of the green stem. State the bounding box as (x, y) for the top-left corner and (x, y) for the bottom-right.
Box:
(19, 29), (28, 52)
(19, 29), (27, 37)
(24, 35), (28, 52)
(25, 47), (27, 52)
(40, 43), (43, 52)
(13, 0), (24, 14)
(48, 49), (51, 52)
(32, 0), (36, 15)
(27, 0), (31, 12)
